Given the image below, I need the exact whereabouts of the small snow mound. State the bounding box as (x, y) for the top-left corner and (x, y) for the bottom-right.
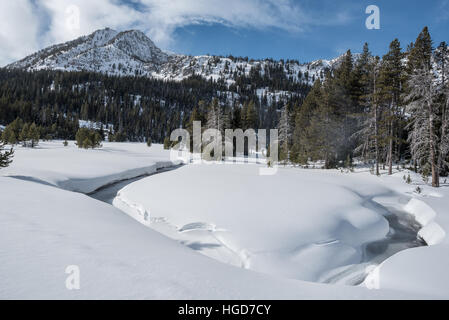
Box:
(418, 222), (446, 245)
(404, 198), (445, 245)
(363, 265), (381, 290)
(112, 192), (151, 225)
(404, 198), (436, 226)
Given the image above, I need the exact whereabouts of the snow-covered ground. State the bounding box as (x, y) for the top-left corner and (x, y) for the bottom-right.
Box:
(113, 163), (448, 294)
(1, 141), (176, 193)
(0, 141), (448, 299)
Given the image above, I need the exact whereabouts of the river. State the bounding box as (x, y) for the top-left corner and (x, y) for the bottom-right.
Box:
(87, 167), (427, 286)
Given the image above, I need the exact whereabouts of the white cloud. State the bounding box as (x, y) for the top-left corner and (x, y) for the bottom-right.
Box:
(0, 0), (352, 66)
(0, 0), (41, 66)
(138, 0), (307, 45)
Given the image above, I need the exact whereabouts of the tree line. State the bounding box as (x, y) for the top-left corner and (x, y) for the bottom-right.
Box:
(0, 67), (309, 144)
(277, 27), (448, 187)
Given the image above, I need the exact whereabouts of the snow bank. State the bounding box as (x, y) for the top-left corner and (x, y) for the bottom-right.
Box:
(2, 142), (448, 299)
(403, 198), (445, 245)
(2, 141), (179, 193)
(113, 164), (395, 283)
(1, 176), (414, 299)
(113, 190), (151, 225)
(363, 170), (449, 298)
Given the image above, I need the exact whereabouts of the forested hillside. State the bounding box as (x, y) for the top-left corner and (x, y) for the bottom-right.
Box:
(0, 69), (310, 143)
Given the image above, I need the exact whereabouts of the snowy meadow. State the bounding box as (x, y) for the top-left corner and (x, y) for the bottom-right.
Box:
(1, 141), (448, 299)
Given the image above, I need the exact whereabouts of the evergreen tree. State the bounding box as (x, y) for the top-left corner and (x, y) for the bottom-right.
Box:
(331, 50), (356, 160)
(19, 123), (30, 147)
(353, 51), (383, 175)
(163, 136), (171, 150)
(231, 106), (242, 129)
(243, 100), (257, 130)
(291, 81), (322, 164)
(206, 99), (219, 130)
(435, 42), (449, 176)
(380, 39), (405, 174)
(75, 128), (102, 149)
(29, 123), (40, 148)
(278, 103), (291, 162)
(314, 78), (345, 168)
(405, 27), (442, 187)
(2, 118), (23, 145)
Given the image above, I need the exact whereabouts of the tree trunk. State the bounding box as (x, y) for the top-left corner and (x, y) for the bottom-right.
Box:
(437, 96), (448, 183)
(374, 104), (380, 176)
(428, 100), (440, 187)
(374, 67), (380, 176)
(388, 119), (394, 175)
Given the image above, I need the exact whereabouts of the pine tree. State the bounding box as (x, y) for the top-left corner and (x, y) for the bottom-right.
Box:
(231, 106), (242, 129)
(206, 99), (220, 131)
(380, 39), (405, 175)
(19, 123), (30, 147)
(291, 80), (322, 164)
(278, 103), (291, 162)
(353, 50), (383, 175)
(2, 118), (23, 145)
(332, 50), (356, 160)
(163, 136), (171, 150)
(405, 27), (441, 187)
(244, 100), (257, 130)
(2, 125), (16, 145)
(436, 42), (449, 177)
(75, 128), (102, 149)
(29, 123), (40, 148)
(314, 78), (345, 168)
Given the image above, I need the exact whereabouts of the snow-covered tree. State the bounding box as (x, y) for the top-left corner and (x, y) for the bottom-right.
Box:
(206, 100), (218, 130)
(278, 103), (291, 162)
(405, 27), (442, 187)
(0, 142), (14, 168)
(435, 42), (449, 179)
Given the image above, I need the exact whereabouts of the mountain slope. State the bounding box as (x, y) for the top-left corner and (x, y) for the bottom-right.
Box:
(6, 28), (340, 85)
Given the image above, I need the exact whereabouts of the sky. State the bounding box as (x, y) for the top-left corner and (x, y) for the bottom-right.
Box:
(0, 0), (448, 66)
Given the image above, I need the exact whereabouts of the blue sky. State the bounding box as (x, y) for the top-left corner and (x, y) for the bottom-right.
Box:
(1, 0), (448, 66)
(168, 0), (449, 62)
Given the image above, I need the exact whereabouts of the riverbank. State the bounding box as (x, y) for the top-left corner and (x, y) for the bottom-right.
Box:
(109, 163), (436, 288)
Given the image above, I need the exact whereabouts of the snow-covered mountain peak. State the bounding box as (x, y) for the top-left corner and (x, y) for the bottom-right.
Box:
(6, 28), (341, 84)
(106, 29), (168, 64)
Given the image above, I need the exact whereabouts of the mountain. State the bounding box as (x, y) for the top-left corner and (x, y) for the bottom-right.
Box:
(6, 28), (342, 85)
(6, 28), (168, 75)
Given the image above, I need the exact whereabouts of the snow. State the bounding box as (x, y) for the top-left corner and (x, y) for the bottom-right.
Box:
(114, 164), (449, 298)
(403, 198), (445, 245)
(1, 141), (177, 193)
(363, 170), (449, 297)
(1, 141), (449, 299)
(78, 120), (114, 132)
(1, 141), (418, 299)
